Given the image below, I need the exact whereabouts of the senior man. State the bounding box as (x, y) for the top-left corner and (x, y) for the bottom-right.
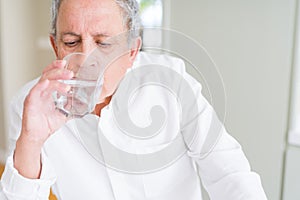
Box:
(0, 0), (267, 199)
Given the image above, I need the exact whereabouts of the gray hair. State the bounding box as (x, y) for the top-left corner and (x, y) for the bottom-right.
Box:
(50, 0), (141, 39)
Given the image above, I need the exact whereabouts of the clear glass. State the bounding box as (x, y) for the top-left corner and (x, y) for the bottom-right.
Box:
(53, 51), (104, 118)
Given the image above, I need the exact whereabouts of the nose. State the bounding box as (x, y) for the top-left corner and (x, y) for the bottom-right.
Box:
(79, 38), (97, 55)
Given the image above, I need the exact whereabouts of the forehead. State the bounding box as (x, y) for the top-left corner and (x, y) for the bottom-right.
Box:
(57, 0), (125, 36)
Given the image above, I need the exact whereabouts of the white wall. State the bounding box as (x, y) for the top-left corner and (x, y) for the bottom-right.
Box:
(0, 0), (53, 162)
(282, 1), (300, 199)
(0, 0), (5, 163)
(168, 0), (295, 199)
(283, 146), (300, 200)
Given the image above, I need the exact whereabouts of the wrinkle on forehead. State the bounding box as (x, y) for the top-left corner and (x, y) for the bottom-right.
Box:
(57, 0), (125, 37)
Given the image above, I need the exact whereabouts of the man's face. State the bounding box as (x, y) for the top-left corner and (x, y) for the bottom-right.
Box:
(51, 0), (140, 102)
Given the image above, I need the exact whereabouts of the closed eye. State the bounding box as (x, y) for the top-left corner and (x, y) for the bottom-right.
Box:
(97, 42), (112, 48)
(64, 41), (79, 47)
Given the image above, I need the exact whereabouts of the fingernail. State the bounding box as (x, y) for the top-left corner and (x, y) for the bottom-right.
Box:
(66, 85), (71, 91)
(60, 60), (67, 66)
(56, 60), (66, 66)
(65, 70), (74, 77)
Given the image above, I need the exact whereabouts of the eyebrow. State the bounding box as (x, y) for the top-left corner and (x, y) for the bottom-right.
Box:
(92, 33), (111, 38)
(60, 32), (81, 37)
(60, 32), (111, 38)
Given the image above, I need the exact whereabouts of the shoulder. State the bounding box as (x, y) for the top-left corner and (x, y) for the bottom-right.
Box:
(7, 78), (40, 150)
(9, 78), (40, 115)
(133, 51), (202, 92)
(133, 51), (186, 74)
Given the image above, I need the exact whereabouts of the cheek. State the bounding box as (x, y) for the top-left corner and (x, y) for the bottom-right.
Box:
(102, 54), (131, 92)
(56, 43), (76, 60)
(56, 45), (69, 60)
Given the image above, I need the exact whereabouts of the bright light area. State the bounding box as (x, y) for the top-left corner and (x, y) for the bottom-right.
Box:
(137, 0), (163, 27)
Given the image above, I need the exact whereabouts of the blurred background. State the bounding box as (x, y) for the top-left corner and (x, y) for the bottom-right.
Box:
(0, 0), (299, 199)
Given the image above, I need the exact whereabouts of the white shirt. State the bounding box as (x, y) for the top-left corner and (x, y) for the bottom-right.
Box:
(0, 52), (267, 200)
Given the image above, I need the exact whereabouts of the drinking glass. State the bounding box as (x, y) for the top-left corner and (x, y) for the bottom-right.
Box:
(53, 51), (104, 118)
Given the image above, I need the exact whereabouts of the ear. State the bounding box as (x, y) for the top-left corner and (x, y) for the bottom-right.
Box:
(50, 34), (58, 58)
(128, 37), (142, 64)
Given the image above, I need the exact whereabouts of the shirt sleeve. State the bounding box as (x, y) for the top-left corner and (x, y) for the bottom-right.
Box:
(0, 78), (57, 200)
(193, 130), (268, 200)
(0, 151), (56, 200)
(182, 72), (268, 199)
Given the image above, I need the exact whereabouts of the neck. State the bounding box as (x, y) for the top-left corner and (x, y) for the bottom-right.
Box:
(93, 96), (112, 116)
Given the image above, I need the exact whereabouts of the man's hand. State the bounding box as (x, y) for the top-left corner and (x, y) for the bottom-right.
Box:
(14, 60), (73, 179)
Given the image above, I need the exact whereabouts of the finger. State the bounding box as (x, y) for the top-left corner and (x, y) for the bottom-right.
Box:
(29, 79), (50, 99)
(40, 68), (73, 82)
(27, 79), (70, 102)
(24, 79), (51, 109)
(42, 60), (67, 74)
(40, 80), (71, 99)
